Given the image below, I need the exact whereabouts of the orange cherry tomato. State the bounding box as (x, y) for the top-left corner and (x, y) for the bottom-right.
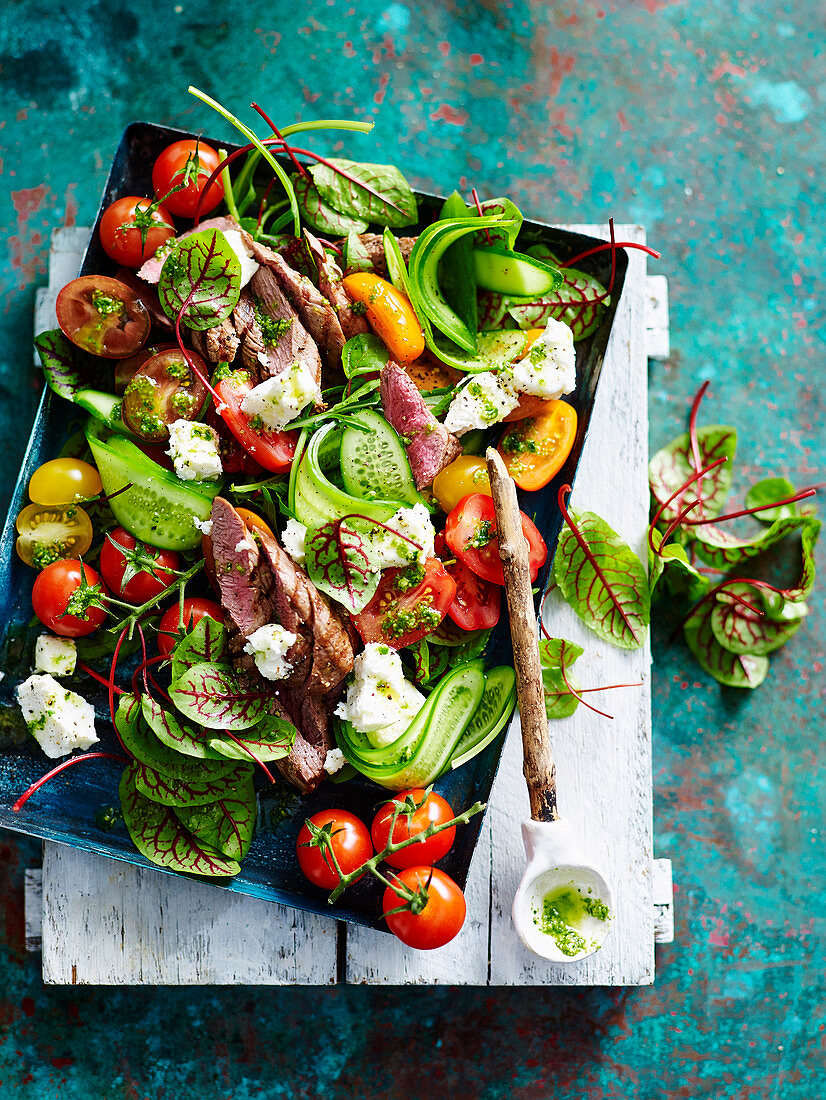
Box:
(497, 400), (578, 491)
(341, 273), (425, 365)
(234, 509), (274, 540)
(432, 456), (492, 514)
(202, 508), (273, 589)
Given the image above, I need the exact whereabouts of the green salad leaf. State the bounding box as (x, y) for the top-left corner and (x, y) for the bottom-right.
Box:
(648, 529), (710, 604)
(692, 515), (819, 570)
(175, 795), (257, 861)
(683, 603), (769, 689)
(115, 694), (236, 782)
(140, 694), (225, 761)
(305, 518), (381, 614)
(343, 228), (375, 273)
(294, 173), (369, 235)
(207, 716), (296, 762)
(134, 762), (254, 809)
(170, 614), (228, 680)
(710, 584), (805, 656)
(649, 425), (737, 523)
(539, 637), (584, 719)
(744, 477), (799, 523)
(169, 663), (270, 730)
(310, 158), (418, 228)
(158, 228), (242, 331)
(34, 329), (108, 402)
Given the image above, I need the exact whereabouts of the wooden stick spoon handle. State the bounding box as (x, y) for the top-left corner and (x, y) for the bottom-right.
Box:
(486, 448), (559, 823)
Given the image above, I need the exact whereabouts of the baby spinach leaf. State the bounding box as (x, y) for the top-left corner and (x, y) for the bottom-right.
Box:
(554, 510), (650, 650)
(649, 425), (737, 523)
(344, 229), (375, 274)
(305, 518), (381, 614)
(539, 637), (584, 719)
(648, 529), (710, 604)
(341, 333), (389, 381)
(134, 762), (254, 808)
(207, 715), (296, 762)
(158, 228), (241, 331)
(170, 614), (228, 681)
(710, 584), (804, 656)
(175, 794), (257, 861)
(692, 515), (818, 570)
(683, 604), (769, 689)
(744, 477), (798, 523)
(293, 173), (369, 235)
(310, 159), (418, 228)
(34, 329), (108, 401)
(119, 765), (240, 877)
(115, 693), (237, 781)
(140, 695), (225, 761)
(169, 663), (269, 730)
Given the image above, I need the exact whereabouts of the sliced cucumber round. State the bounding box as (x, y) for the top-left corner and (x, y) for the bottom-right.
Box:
(448, 665), (516, 772)
(473, 246), (563, 297)
(340, 409), (428, 509)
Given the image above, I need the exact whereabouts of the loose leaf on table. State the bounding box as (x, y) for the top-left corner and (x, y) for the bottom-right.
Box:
(207, 715), (296, 762)
(539, 637), (584, 719)
(472, 196), (524, 248)
(554, 509), (650, 649)
(648, 529), (710, 604)
(683, 604), (769, 689)
(304, 519), (381, 614)
(135, 762), (254, 808)
(341, 333), (389, 381)
(175, 795), (257, 861)
(343, 229), (375, 274)
(710, 583), (805, 656)
(692, 515), (819, 570)
(293, 173), (369, 236)
(745, 477), (798, 523)
(649, 425), (737, 523)
(310, 159), (418, 228)
(119, 765), (240, 877)
(141, 694), (225, 761)
(169, 663), (269, 730)
(170, 614), (228, 680)
(115, 693), (237, 781)
(158, 228), (241, 330)
(34, 329), (108, 401)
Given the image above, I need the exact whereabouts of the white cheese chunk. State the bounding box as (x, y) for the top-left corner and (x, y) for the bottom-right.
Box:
(34, 634), (77, 677)
(368, 503), (436, 568)
(240, 362), (320, 432)
(166, 420), (223, 482)
(193, 517), (213, 536)
(221, 228), (259, 288)
(323, 747), (347, 775)
(443, 371), (519, 435)
(335, 643), (425, 748)
(16, 674), (98, 759)
(243, 624), (297, 681)
(234, 538), (256, 554)
(281, 518), (308, 565)
(509, 317), (576, 399)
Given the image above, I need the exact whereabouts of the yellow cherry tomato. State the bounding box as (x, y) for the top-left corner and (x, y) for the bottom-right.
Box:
(432, 456), (492, 513)
(341, 272), (425, 365)
(497, 400), (578, 491)
(29, 458), (102, 506)
(15, 503), (94, 569)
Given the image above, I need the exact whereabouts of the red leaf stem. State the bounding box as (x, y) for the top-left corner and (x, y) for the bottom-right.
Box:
(109, 626), (130, 745)
(13, 752), (127, 813)
(561, 240), (660, 267)
(220, 729), (276, 785)
(173, 314), (221, 404)
(658, 497), (702, 553)
(250, 102), (309, 181)
(688, 381), (710, 500)
(471, 188), (492, 244)
(284, 145), (412, 217)
(559, 646), (614, 720)
(682, 487), (818, 526)
(647, 455), (728, 555)
(78, 662), (124, 695)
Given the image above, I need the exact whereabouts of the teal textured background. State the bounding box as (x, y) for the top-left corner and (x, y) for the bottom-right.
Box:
(0, 1), (823, 1096)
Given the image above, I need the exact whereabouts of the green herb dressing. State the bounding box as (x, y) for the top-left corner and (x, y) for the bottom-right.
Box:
(533, 883), (610, 956)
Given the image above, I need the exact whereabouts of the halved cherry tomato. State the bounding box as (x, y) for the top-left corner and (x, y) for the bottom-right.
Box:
(432, 455), (492, 514)
(205, 406), (264, 476)
(152, 140), (224, 219)
(503, 394), (559, 423)
(114, 345), (164, 396)
(98, 196), (176, 268)
(371, 789), (456, 869)
(434, 532), (500, 631)
(341, 273), (425, 365)
(382, 866), (466, 949)
(157, 596), (223, 656)
(55, 275), (150, 359)
(214, 373), (297, 473)
(99, 527), (180, 604)
(121, 347), (209, 442)
(444, 493), (547, 587)
(16, 504), (93, 570)
(354, 558), (456, 648)
(497, 401), (578, 491)
(296, 810), (373, 891)
(31, 560), (108, 637)
(29, 458), (102, 505)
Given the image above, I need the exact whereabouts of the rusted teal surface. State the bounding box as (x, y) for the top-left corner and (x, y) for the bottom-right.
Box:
(0, 1), (822, 1097)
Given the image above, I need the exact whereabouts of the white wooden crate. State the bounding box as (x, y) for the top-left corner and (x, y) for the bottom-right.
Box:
(22, 225), (672, 985)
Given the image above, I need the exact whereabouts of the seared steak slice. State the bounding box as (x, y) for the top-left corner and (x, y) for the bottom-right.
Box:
(190, 317), (240, 364)
(303, 230), (370, 340)
(234, 268), (322, 386)
(274, 691), (334, 794)
(137, 216), (254, 285)
(355, 233), (416, 278)
(380, 362), (462, 489)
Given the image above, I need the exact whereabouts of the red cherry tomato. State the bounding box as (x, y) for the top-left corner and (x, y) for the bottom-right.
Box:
(353, 558), (456, 649)
(120, 346), (209, 443)
(99, 527), (180, 605)
(157, 596), (223, 657)
(434, 532), (500, 631)
(31, 560), (107, 637)
(296, 810), (373, 891)
(371, 789), (456, 869)
(98, 196), (175, 268)
(444, 493), (547, 587)
(214, 374), (298, 473)
(152, 140), (224, 219)
(55, 275), (150, 359)
(382, 866), (466, 949)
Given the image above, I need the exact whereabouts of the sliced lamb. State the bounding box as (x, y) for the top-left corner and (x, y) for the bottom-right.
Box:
(274, 691), (334, 794)
(190, 317), (240, 364)
(303, 230), (370, 340)
(136, 216), (255, 285)
(379, 361), (462, 489)
(354, 233), (416, 278)
(234, 268), (322, 386)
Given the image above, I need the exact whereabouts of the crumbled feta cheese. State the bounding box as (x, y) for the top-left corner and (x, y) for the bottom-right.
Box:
(241, 362), (320, 432)
(281, 518), (308, 565)
(235, 538), (256, 554)
(34, 634), (76, 677)
(221, 228), (259, 288)
(323, 747), (347, 775)
(243, 624), (297, 681)
(509, 317), (576, 399)
(335, 643), (425, 748)
(443, 371), (519, 435)
(193, 517), (213, 536)
(166, 420), (223, 482)
(16, 674), (98, 759)
(369, 503), (436, 568)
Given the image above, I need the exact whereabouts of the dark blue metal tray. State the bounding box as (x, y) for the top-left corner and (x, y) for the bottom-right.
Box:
(0, 122), (627, 929)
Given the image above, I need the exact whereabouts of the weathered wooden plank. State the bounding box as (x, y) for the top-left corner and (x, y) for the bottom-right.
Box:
(645, 274), (670, 360)
(24, 866), (43, 952)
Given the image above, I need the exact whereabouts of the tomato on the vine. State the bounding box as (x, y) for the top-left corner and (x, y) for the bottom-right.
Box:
(353, 558), (456, 649)
(444, 493), (547, 587)
(157, 596), (223, 657)
(98, 196), (175, 268)
(31, 560), (108, 637)
(296, 810), (373, 891)
(214, 373), (298, 473)
(371, 789), (456, 869)
(382, 866), (466, 949)
(99, 527), (180, 604)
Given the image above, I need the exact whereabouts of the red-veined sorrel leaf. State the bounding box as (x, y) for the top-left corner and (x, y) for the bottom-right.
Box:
(505, 245), (608, 342)
(170, 614), (228, 681)
(476, 289), (510, 331)
(692, 515), (819, 570)
(472, 196), (523, 248)
(115, 693), (236, 781)
(140, 695), (224, 761)
(649, 425), (737, 523)
(134, 762), (253, 808)
(175, 795), (257, 861)
(710, 584), (805, 656)
(539, 637), (584, 719)
(293, 173), (369, 235)
(207, 716), (296, 763)
(119, 765), (240, 877)
(305, 518), (381, 614)
(158, 228), (241, 331)
(169, 663), (269, 730)
(744, 477), (799, 523)
(554, 507), (650, 650)
(34, 329), (108, 402)
(648, 529), (710, 604)
(683, 604), (768, 689)
(344, 228), (375, 274)
(310, 158), (418, 228)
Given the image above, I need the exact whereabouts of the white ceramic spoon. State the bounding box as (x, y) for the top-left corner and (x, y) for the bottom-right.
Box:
(486, 449), (613, 963)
